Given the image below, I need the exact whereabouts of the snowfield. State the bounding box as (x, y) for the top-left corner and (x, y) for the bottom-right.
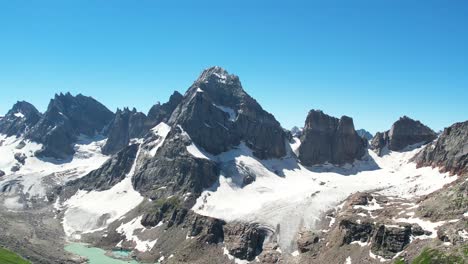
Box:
(0, 134), (109, 210)
(192, 139), (458, 252)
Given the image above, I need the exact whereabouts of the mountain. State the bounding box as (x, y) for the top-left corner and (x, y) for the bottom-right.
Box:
(370, 116), (437, 156)
(356, 129), (373, 140)
(26, 92), (114, 159)
(0, 67), (466, 264)
(298, 110), (367, 166)
(0, 101), (42, 137)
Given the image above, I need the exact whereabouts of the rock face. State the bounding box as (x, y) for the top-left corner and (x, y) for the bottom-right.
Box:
(356, 129), (373, 140)
(413, 121), (468, 176)
(132, 126), (220, 200)
(298, 110), (367, 166)
(102, 108), (147, 155)
(70, 144), (139, 191)
(0, 101), (42, 137)
(146, 91), (183, 128)
(168, 66), (287, 159)
(371, 116), (437, 156)
(25, 93), (114, 159)
(224, 222), (268, 261)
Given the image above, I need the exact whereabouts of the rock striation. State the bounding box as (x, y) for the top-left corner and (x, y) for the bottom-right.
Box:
(371, 116), (437, 156)
(298, 110), (367, 166)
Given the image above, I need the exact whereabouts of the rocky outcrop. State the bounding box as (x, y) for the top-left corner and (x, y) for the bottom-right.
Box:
(69, 144), (139, 191)
(297, 231), (321, 253)
(102, 108), (147, 155)
(298, 110), (367, 166)
(371, 116), (437, 156)
(413, 121), (467, 175)
(26, 92), (114, 159)
(146, 91), (183, 128)
(0, 170), (4, 177)
(0, 101), (42, 137)
(356, 129), (373, 140)
(132, 126), (220, 200)
(168, 66), (287, 159)
(224, 222), (268, 261)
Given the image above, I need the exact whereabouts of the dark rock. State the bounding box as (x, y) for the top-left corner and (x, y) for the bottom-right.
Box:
(298, 110), (367, 166)
(356, 129), (373, 140)
(224, 222), (268, 261)
(0, 170), (5, 177)
(11, 164), (21, 172)
(146, 91), (183, 128)
(15, 141), (26, 149)
(102, 108), (147, 155)
(168, 66), (287, 159)
(290, 126), (303, 138)
(0, 101), (42, 137)
(14, 153), (27, 165)
(371, 224), (412, 259)
(132, 126), (220, 200)
(70, 144), (139, 191)
(188, 214), (225, 244)
(413, 121), (468, 175)
(297, 231), (321, 253)
(371, 116), (437, 156)
(26, 93), (114, 159)
(339, 219), (374, 245)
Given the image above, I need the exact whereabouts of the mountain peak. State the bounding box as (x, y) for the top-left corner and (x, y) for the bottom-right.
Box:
(196, 66), (239, 85)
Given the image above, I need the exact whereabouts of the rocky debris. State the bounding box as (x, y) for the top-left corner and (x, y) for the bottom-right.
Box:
(346, 192), (374, 206)
(224, 222), (268, 261)
(69, 144), (139, 191)
(298, 110), (367, 166)
(0, 170), (5, 177)
(26, 92), (114, 159)
(13, 152), (27, 165)
(102, 108), (147, 155)
(146, 91), (183, 128)
(297, 231), (321, 253)
(371, 116), (437, 156)
(356, 129), (373, 140)
(0, 101), (42, 137)
(413, 121), (468, 176)
(256, 243), (283, 264)
(132, 126), (220, 201)
(168, 66), (287, 159)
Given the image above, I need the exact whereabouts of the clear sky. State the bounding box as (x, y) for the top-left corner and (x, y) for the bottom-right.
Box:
(1, 0), (467, 134)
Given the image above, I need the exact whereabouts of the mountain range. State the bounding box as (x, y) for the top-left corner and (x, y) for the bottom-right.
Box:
(0, 67), (466, 264)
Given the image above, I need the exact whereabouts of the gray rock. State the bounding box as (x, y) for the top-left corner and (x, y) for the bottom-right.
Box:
(14, 153), (27, 165)
(168, 66), (287, 159)
(102, 108), (147, 155)
(356, 129), (373, 140)
(371, 116), (437, 156)
(0, 101), (42, 137)
(413, 121), (468, 175)
(146, 91), (183, 128)
(132, 126), (220, 201)
(0, 170), (5, 177)
(339, 219), (374, 245)
(26, 92), (114, 159)
(298, 110), (367, 166)
(70, 144), (139, 191)
(11, 164), (21, 172)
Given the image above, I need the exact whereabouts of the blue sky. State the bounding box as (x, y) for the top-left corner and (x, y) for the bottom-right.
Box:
(0, 0), (467, 134)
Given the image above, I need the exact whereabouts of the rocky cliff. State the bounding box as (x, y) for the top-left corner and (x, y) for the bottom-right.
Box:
(298, 110), (367, 166)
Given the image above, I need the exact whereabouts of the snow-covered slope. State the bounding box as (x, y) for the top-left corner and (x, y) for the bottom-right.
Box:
(192, 138), (457, 252)
(0, 134), (109, 210)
